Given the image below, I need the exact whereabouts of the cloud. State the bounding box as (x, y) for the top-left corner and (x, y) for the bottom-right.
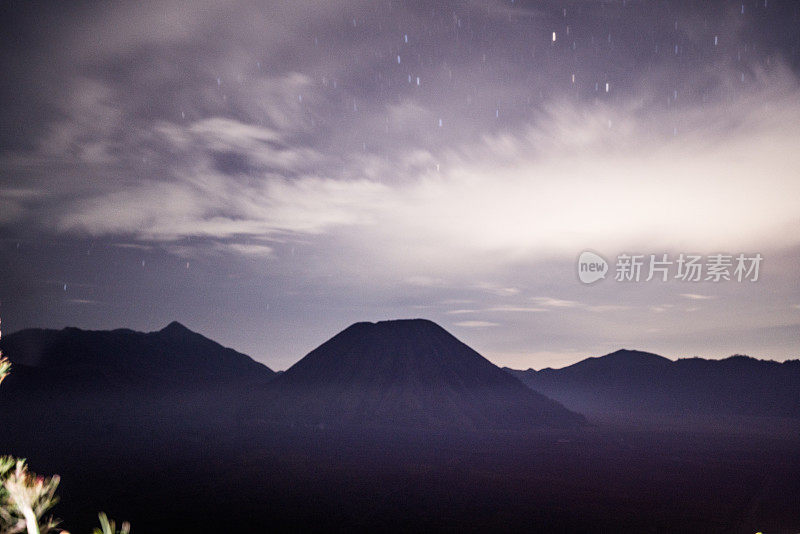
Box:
(649, 305), (676, 313)
(453, 321), (500, 328)
(225, 244), (274, 257)
(680, 293), (715, 300)
(526, 297), (627, 314)
(58, 173), (389, 240)
(110, 243), (155, 251)
(447, 306), (546, 315)
(475, 284), (521, 297)
(3, 1), (800, 275)
(584, 305), (631, 313)
(486, 306), (547, 313)
(530, 297), (578, 308)
(5, 69), (796, 288)
(9, 69), (800, 277)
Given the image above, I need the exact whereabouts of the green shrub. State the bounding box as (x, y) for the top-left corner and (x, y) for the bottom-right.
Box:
(0, 357), (10, 386)
(92, 513), (130, 534)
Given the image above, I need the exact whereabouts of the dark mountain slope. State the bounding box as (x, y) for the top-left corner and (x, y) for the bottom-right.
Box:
(507, 349), (800, 418)
(0, 321), (274, 390)
(0, 321), (277, 439)
(253, 319), (585, 430)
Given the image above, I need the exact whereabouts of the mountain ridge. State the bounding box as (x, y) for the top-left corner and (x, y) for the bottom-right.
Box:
(522, 350), (796, 373)
(506, 349), (800, 419)
(0, 321), (275, 389)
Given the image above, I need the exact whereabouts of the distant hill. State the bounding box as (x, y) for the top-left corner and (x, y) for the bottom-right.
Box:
(0, 321), (278, 467)
(0, 321), (275, 392)
(252, 319), (585, 430)
(506, 349), (800, 419)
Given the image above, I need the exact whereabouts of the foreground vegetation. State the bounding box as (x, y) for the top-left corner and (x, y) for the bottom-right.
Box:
(0, 318), (130, 534)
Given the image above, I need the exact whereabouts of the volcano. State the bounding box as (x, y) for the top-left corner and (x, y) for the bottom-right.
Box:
(256, 319), (584, 430)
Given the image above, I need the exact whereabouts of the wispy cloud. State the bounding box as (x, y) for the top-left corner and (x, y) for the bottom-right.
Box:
(531, 297), (578, 308)
(225, 244), (274, 257)
(680, 293), (715, 300)
(446, 305), (546, 315)
(529, 297), (628, 313)
(584, 305), (631, 313)
(453, 321), (500, 328)
(2, 54), (799, 276)
(110, 243), (155, 251)
(475, 284), (521, 297)
(29, 74), (800, 272)
(649, 305), (676, 313)
(486, 306), (547, 313)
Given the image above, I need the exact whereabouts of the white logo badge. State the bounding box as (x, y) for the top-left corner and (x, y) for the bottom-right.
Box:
(578, 251), (608, 284)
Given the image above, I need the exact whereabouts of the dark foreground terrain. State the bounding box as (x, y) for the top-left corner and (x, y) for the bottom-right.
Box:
(3, 412), (799, 533)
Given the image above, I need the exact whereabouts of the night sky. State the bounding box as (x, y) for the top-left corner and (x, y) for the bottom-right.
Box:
(1, 0), (798, 370)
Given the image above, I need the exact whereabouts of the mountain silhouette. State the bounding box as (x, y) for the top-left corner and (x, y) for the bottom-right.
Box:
(0, 321), (275, 393)
(2, 326), (799, 533)
(506, 349), (800, 419)
(253, 319), (585, 430)
(0, 321), (278, 464)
